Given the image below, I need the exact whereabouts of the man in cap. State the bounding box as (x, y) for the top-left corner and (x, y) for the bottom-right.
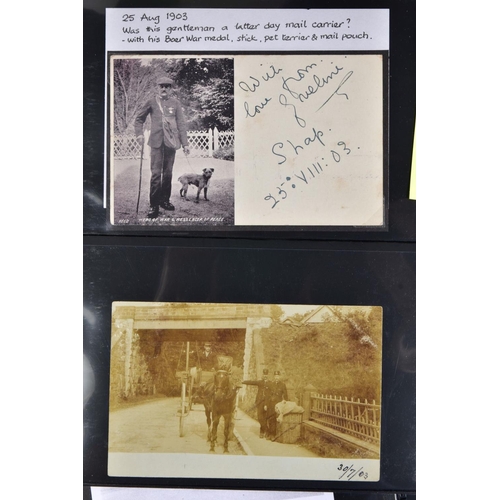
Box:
(134, 76), (190, 218)
(242, 368), (271, 438)
(266, 370), (288, 440)
(199, 342), (218, 372)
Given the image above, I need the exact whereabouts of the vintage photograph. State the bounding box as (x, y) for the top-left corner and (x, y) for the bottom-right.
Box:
(110, 56), (235, 226)
(108, 302), (382, 481)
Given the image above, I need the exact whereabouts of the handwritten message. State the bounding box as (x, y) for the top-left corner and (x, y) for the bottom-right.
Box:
(106, 9), (389, 51)
(234, 55), (384, 226)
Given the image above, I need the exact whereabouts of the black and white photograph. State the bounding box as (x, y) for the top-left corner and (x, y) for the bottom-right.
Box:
(108, 302), (382, 481)
(108, 52), (385, 229)
(109, 56), (235, 226)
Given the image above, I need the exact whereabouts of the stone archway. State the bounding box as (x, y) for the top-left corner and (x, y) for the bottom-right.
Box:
(111, 302), (273, 398)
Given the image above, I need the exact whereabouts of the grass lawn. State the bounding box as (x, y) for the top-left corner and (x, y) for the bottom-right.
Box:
(112, 155), (234, 226)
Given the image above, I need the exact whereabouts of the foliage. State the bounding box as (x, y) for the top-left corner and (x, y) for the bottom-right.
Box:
(270, 305), (285, 323)
(113, 59), (156, 134)
(213, 146), (234, 161)
(260, 307), (382, 402)
(113, 57), (234, 133)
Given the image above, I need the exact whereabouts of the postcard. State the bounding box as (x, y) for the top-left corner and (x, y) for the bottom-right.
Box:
(105, 9), (388, 229)
(108, 302), (382, 481)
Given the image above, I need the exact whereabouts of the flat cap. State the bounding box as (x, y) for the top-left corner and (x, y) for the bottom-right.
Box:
(157, 76), (174, 85)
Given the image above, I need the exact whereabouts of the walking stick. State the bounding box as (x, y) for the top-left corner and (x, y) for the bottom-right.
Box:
(136, 140), (145, 214)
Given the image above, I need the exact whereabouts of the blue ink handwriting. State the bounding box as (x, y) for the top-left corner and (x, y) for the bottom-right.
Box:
(244, 97), (272, 118)
(278, 93), (307, 128)
(271, 127), (326, 165)
(317, 71), (354, 111)
(238, 65), (283, 93)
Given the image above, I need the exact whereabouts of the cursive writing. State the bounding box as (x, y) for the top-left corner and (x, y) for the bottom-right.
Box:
(278, 93), (307, 128)
(272, 127), (326, 165)
(317, 71), (354, 111)
(282, 64), (348, 104)
(264, 137), (353, 210)
(238, 64), (283, 93)
(244, 97), (272, 118)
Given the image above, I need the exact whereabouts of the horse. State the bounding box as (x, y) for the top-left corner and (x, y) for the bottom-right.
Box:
(192, 379), (215, 442)
(210, 370), (239, 453)
(193, 370), (239, 453)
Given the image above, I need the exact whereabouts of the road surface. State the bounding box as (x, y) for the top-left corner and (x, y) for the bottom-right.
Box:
(109, 397), (244, 455)
(109, 396), (319, 457)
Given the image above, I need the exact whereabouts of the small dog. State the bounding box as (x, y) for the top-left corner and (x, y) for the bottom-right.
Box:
(178, 168), (214, 203)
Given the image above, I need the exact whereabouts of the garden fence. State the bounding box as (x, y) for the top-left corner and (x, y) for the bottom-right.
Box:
(113, 127), (234, 160)
(308, 393), (381, 446)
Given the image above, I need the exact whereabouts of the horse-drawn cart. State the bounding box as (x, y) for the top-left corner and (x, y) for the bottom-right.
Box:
(175, 348), (240, 453)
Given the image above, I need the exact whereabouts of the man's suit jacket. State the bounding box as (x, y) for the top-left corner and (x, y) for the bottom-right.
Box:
(199, 351), (218, 371)
(242, 379), (271, 410)
(134, 96), (188, 149)
(269, 380), (288, 404)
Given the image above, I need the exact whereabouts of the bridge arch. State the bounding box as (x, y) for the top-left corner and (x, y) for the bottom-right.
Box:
(111, 302), (273, 398)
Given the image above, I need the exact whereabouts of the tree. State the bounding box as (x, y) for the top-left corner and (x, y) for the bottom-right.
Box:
(113, 57), (234, 134)
(189, 78), (234, 130)
(270, 305), (285, 323)
(113, 59), (156, 133)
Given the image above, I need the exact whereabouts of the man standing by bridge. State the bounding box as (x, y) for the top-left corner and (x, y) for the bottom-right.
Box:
(242, 368), (271, 438)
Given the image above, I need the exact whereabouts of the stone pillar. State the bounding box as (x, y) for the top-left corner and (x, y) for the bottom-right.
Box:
(119, 319), (134, 398)
(242, 317), (272, 397)
(302, 384), (317, 421)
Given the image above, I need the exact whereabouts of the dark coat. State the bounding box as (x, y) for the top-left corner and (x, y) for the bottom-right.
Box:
(199, 350), (218, 371)
(269, 380), (288, 405)
(134, 96), (188, 149)
(242, 379), (271, 410)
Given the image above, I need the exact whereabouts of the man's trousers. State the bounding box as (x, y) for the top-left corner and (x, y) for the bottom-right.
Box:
(150, 144), (176, 207)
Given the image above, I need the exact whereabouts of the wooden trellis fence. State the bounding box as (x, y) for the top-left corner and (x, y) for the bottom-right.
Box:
(113, 127), (234, 160)
(309, 393), (381, 446)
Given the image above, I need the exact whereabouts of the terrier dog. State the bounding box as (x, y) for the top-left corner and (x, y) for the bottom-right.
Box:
(178, 168), (214, 203)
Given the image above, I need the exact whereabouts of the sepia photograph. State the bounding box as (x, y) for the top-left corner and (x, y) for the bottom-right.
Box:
(110, 56), (235, 226)
(108, 302), (382, 481)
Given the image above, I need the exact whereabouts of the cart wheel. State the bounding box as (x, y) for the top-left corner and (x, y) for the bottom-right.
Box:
(188, 378), (195, 411)
(179, 381), (186, 437)
(179, 411), (185, 437)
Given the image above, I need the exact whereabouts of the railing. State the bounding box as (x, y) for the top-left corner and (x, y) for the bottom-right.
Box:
(113, 127), (234, 160)
(310, 393), (381, 445)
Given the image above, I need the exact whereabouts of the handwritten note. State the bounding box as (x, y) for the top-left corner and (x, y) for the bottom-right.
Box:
(234, 55), (384, 226)
(106, 9), (389, 52)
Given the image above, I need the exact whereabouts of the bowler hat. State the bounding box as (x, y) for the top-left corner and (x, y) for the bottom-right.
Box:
(157, 76), (174, 85)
